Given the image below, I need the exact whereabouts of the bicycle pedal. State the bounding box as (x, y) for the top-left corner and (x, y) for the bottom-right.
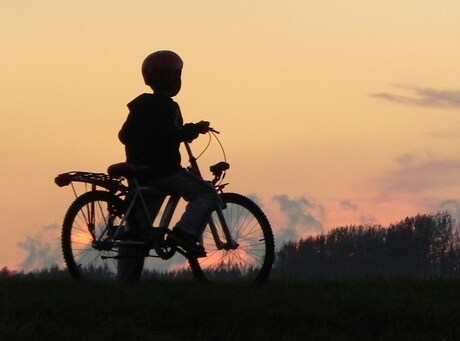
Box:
(167, 233), (207, 258)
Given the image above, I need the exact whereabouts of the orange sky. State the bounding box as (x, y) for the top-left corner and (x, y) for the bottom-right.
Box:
(2, 1), (460, 271)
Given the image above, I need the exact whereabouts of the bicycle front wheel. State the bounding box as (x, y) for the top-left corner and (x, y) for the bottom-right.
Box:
(61, 190), (145, 282)
(189, 193), (275, 283)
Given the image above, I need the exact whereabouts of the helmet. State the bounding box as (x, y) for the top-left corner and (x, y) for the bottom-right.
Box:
(141, 50), (183, 96)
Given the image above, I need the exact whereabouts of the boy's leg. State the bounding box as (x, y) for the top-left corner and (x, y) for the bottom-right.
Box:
(151, 170), (218, 238)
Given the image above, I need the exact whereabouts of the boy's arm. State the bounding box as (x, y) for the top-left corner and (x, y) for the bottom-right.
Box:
(176, 121), (210, 142)
(118, 111), (135, 145)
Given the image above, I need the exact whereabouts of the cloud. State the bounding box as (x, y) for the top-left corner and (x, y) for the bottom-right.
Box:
(273, 194), (324, 242)
(246, 193), (264, 208)
(437, 199), (460, 221)
(339, 199), (377, 225)
(371, 85), (460, 109)
(340, 199), (358, 212)
(395, 153), (416, 168)
(17, 224), (63, 272)
(379, 152), (460, 194)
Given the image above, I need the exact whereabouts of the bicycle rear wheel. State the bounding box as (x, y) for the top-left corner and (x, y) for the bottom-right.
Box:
(189, 193), (275, 283)
(61, 190), (145, 282)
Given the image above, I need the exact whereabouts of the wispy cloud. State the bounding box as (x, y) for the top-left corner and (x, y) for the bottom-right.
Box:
(379, 152), (460, 194)
(339, 199), (377, 225)
(273, 194), (324, 242)
(371, 85), (460, 109)
(437, 199), (460, 221)
(340, 199), (358, 212)
(17, 224), (62, 272)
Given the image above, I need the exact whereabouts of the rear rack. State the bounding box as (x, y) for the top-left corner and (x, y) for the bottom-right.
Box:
(55, 171), (127, 193)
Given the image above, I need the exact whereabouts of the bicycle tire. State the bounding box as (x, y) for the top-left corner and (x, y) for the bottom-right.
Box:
(61, 190), (145, 282)
(189, 192), (275, 283)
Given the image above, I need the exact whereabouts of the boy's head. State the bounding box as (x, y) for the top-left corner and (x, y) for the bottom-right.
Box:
(142, 50), (183, 97)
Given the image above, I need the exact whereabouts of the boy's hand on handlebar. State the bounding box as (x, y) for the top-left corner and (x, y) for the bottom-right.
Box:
(196, 120), (210, 134)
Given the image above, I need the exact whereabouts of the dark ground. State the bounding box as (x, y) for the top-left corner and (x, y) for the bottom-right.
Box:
(1, 277), (459, 340)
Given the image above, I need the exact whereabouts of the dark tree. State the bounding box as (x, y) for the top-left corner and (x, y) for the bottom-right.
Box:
(273, 211), (460, 279)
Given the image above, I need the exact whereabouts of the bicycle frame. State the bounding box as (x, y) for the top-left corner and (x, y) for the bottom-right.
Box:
(119, 141), (236, 254)
(55, 134), (236, 257)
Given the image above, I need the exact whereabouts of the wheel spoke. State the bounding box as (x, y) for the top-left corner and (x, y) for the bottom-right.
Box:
(189, 193), (274, 283)
(61, 191), (144, 282)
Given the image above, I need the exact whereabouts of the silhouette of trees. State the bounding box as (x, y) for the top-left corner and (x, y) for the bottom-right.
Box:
(0, 266), (18, 278)
(3, 211), (460, 280)
(273, 211), (460, 279)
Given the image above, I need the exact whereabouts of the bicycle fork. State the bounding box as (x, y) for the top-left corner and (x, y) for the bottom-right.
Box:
(208, 201), (239, 251)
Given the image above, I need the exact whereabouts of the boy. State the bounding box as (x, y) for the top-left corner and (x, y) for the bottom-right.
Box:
(118, 50), (217, 257)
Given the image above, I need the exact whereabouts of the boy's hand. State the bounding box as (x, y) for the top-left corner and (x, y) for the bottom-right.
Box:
(196, 120), (210, 134)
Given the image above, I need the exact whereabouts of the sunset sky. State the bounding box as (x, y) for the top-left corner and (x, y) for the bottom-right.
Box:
(2, 1), (460, 271)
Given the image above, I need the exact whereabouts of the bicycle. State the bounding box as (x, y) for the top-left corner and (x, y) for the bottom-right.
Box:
(55, 129), (275, 283)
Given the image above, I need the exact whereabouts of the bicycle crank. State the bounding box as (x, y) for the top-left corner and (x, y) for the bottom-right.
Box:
(154, 228), (177, 260)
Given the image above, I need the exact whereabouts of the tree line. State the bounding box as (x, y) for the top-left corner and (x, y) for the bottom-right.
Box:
(2, 211), (460, 280)
(272, 211), (460, 279)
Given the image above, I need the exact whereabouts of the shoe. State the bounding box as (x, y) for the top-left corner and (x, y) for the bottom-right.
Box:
(168, 228), (206, 258)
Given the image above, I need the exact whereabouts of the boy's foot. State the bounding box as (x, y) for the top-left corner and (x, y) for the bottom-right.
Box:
(168, 229), (206, 258)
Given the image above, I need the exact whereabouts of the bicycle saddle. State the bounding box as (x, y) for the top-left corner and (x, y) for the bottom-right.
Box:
(107, 162), (149, 179)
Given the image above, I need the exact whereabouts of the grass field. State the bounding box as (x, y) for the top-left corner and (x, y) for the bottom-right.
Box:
(1, 276), (460, 340)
